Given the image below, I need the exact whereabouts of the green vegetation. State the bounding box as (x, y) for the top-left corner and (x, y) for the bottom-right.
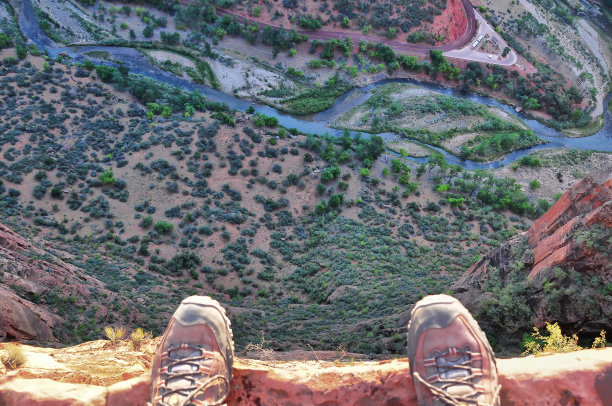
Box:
(282, 74), (352, 115)
(522, 322), (607, 355)
(99, 170), (116, 185)
(154, 221), (174, 234)
(462, 131), (542, 161)
(0, 18), (605, 358)
(175, 0), (307, 56)
(529, 179), (541, 190)
(333, 83), (541, 161)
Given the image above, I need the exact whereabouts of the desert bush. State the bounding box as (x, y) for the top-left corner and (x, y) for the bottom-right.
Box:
(99, 170), (116, 185)
(521, 322), (589, 355)
(1, 343), (26, 369)
(104, 326), (126, 344)
(130, 328), (153, 350)
(154, 221), (174, 234)
(529, 179), (541, 189)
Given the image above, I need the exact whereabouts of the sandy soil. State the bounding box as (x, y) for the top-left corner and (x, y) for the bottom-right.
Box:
(440, 132), (481, 154)
(331, 83), (526, 136)
(207, 52), (298, 102)
(33, 0), (100, 43)
(576, 19), (610, 117)
(386, 140), (435, 158)
(494, 149), (612, 201)
(147, 50), (195, 69)
(146, 50), (195, 78)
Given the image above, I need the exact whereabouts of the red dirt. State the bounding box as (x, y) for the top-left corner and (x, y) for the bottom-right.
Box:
(431, 0), (469, 43)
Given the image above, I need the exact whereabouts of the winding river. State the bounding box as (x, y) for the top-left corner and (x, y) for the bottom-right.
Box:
(16, 0), (612, 169)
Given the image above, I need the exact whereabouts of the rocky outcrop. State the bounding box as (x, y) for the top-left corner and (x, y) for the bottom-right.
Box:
(0, 222), (106, 341)
(0, 341), (610, 405)
(527, 168), (612, 280)
(452, 167), (611, 337)
(0, 284), (60, 342)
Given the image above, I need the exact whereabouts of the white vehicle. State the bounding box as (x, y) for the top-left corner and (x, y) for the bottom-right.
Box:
(487, 54), (493, 59)
(478, 35), (484, 42)
(472, 40), (479, 48)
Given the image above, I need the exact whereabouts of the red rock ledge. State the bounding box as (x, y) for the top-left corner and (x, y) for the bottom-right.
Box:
(0, 341), (610, 405)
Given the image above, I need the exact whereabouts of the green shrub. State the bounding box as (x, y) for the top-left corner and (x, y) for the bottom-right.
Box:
(522, 322), (586, 355)
(99, 170), (116, 185)
(154, 221), (174, 234)
(529, 179), (541, 189)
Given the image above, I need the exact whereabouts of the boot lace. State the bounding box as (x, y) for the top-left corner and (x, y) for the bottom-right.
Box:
(154, 343), (229, 406)
(413, 346), (500, 406)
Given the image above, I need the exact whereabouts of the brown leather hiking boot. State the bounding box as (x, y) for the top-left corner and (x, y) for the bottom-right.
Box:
(150, 296), (234, 406)
(407, 295), (500, 406)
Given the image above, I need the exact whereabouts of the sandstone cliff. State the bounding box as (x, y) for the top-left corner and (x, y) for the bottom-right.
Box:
(453, 166), (611, 342)
(0, 222), (134, 343)
(0, 340), (610, 405)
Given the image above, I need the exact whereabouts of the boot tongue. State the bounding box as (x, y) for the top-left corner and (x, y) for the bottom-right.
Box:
(165, 348), (210, 405)
(436, 353), (473, 398)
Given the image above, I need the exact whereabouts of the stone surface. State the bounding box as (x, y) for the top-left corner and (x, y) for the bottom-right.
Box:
(0, 221), (116, 342)
(526, 167), (612, 280)
(0, 340), (610, 405)
(0, 284), (59, 342)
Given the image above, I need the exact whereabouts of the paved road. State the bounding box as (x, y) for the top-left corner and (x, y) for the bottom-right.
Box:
(180, 0), (478, 55)
(444, 10), (518, 66)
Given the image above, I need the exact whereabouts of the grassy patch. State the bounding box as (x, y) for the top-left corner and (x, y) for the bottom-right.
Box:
(282, 84), (351, 115)
(86, 50), (111, 60)
(561, 114), (605, 138)
(461, 131), (545, 161)
(1, 343), (26, 369)
(137, 44), (219, 89)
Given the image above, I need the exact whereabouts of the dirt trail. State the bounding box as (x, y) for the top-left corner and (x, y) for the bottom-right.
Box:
(178, 0), (477, 55)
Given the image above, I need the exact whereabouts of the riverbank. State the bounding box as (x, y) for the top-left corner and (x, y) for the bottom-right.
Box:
(329, 82), (544, 163)
(13, 0), (611, 171)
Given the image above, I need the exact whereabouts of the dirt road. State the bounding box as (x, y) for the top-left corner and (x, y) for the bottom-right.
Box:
(180, 0), (478, 55)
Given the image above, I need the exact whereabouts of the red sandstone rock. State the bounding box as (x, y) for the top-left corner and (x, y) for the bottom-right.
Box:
(0, 340), (610, 405)
(0, 285), (59, 342)
(452, 166), (611, 334)
(526, 167), (612, 279)
(527, 169), (612, 248)
(0, 221), (118, 341)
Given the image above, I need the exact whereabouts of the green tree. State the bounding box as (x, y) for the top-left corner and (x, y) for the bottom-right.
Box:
(95, 66), (117, 83)
(524, 97), (541, 110)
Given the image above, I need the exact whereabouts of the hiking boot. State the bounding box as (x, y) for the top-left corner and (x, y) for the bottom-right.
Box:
(407, 295), (500, 406)
(150, 296), (234, 406)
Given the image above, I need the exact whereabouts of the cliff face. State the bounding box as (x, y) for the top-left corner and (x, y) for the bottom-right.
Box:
(453, 166), (611, 338)
(0, 222), (111, 342)
(0, 341), (611, 406)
